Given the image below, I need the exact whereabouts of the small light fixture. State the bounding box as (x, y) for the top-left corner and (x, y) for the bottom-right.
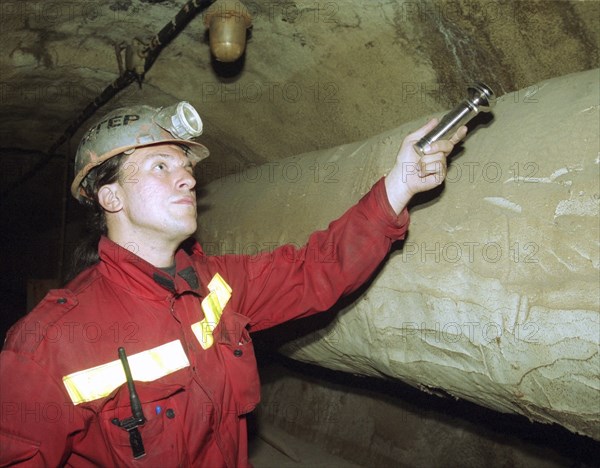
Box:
(204, 0), (252, 62)
(155, 101), (203, 139)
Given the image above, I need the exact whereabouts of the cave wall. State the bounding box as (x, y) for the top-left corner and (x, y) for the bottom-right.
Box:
(255, 360), (599, 467)
(197, 69), (600, 440)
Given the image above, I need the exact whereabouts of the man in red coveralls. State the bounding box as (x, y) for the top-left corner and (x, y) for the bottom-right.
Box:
(0, 101), (465, 466)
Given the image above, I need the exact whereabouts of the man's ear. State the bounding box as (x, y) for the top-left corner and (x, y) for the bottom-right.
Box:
(97, 184), (123, 213)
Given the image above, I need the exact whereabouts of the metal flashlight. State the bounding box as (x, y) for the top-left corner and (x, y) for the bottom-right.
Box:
(413, 82), (496, 156)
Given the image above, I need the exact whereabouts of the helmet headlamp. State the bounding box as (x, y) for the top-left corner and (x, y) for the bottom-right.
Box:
(156, 101), (203, 140)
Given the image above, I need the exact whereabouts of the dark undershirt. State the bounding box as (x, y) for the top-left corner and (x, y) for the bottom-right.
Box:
(160, 265), (177, 277)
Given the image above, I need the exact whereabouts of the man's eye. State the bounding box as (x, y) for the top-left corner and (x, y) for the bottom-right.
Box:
(155, 163), (166, 170)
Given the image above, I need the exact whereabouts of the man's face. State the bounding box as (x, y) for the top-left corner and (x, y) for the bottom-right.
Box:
(111, 144), (198, 245)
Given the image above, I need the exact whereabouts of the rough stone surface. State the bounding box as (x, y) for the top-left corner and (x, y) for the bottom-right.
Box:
(197, 69), (600, 440)
(255, 361), (599, 467)
(1, 0), (598, 185)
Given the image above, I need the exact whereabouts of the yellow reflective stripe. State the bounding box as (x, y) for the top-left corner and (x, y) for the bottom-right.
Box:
(202, 290), (223, 325)
(191, 321), (214, 350)
(62, 340), (190, 405)
(192, 273), (232, 350)
(208, 273), (232, 311)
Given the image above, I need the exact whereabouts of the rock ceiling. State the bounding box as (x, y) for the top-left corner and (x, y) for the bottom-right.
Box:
(1, 0), (598, 188)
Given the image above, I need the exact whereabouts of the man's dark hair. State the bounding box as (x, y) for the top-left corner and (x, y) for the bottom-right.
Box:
(66, 154), (126, 282)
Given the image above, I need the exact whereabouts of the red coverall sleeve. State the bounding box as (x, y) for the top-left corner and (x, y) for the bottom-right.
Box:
(0, 351), (73, 467)
(224, 177), (410, 331)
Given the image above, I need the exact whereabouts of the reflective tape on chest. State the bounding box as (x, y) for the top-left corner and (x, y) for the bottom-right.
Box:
(62, 340), (190, 405)
(191, 273), (232, 350)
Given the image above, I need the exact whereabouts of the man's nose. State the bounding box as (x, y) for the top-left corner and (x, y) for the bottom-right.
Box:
(177, 168), (197, 191)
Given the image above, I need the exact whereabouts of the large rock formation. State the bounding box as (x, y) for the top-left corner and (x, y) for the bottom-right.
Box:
(197, 69), (599, 440)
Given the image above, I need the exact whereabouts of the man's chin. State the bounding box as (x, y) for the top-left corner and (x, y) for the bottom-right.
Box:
(168, 220), (197, 244)
(184, 221), (198, 239)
